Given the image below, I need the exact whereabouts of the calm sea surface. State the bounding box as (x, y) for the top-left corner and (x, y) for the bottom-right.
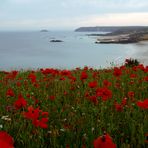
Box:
(0, 31), (148, 70)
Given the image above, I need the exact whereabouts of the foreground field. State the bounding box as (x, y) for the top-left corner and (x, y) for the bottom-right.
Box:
(0, 62), (148, 148)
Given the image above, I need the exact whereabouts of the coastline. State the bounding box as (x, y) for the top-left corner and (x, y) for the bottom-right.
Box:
(77, 26), (148, 44)
(94, 34), (148, 44)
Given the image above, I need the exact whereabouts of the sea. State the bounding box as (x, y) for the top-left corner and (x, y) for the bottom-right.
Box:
(0, 30), (148, 70)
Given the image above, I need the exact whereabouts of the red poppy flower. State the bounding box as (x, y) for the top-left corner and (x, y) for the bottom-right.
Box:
(32, 117), (48, 129)
(113, 67), (122, 77)
(68, 76), (76, 82)
(80, 71), (88, 81)
(144, 76), (148, 82)
(130, 74), (137, 79)
(32, 119), (39, 127)
(14, 94), (27, 110)
(6, 88), (15, 97)
(64, 91), (68, 96)
(89, 95), (98, 105)
(23, 106), (48, 129)
(137, 99), (148, 109)
(16, 81), (21, 87)
(60, 77), (65, 81)
(38, 117), (48, 129)
(121, 98), (127, 106)
(28, 73), (36, 83)
(115, 82), (121, 89)
(84, 66), (88, 71)
(93, 133), (116, 148)
(49, 95), (55, 101)
(34, 83), (40, 88)
(115, 103), (123, 112)
(60, 70), (71, 76)
(103, 80), (112, 87)
(0, 131), (14, 148)
(137, 64), (145, 71)
(132, 66), (138, 71)
(128, 91), (134, 98)
(24, 106), (40, 120)
(96, 87), (112, 101)
(41, 112), (49, 117)
(85, 91), (90, 98)
(5, 71), (18, 80)
(92, 72), (98, 78)
(41, 68), (59, 76)
(88, 81), (97, 88)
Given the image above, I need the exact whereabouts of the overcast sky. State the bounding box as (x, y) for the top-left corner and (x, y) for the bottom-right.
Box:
(0, 0), (148, 30)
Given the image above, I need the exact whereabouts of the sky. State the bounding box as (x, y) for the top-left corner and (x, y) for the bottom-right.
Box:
(0, 0), (148, 30)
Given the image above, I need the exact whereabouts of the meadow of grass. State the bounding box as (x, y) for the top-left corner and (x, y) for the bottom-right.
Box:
(0, 61), (147, 148)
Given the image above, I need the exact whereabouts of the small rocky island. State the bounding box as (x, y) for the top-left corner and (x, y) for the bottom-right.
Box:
(75, 26), (148, 44)
(40, 29), (49, 32)
(50, 39), (63, 42)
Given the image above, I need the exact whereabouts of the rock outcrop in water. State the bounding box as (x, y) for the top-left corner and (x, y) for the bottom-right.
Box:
(50, 39), (63, 42)
(40, 29), (48, 32)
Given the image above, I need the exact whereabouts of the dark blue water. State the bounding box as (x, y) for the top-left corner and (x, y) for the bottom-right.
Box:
(0, 31), (147, 70)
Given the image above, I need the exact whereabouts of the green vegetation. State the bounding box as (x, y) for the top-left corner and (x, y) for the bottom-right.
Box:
(0, 61), (148, 147)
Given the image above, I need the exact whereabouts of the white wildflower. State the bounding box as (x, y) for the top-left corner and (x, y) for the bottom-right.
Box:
(82, 113), (85, 116)
(92, 127), (95, 132)
(47, 131), (52, 134)
(63, 118), (67, 122)
(1, 115), (11, 121)
(60, 128), (65, 132)
(1, 115), (9, 119)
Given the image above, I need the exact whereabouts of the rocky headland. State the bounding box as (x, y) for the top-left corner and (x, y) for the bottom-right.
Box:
(75, 26), (148, 44)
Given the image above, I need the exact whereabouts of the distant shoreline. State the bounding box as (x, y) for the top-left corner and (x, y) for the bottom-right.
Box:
(94, 34), (148, 44)
(75, 26), (148, 44)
